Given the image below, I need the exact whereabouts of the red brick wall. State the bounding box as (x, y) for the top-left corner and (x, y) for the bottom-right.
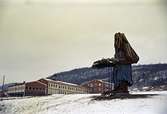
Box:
(25, 81), (47, 96)
(82, 80), (112, 93)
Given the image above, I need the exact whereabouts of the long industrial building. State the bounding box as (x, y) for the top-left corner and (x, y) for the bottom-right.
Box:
(7, 79), (88, 96)
(38, 78), (88, 95)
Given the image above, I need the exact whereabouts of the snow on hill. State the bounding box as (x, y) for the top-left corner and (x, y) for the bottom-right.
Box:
(0, 91), (167, 114)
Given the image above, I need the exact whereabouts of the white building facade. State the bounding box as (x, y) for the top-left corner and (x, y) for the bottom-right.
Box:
(39, 78), (88, 95)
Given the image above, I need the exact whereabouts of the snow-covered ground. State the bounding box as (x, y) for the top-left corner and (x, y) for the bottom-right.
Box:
(0, 91), (167, 114)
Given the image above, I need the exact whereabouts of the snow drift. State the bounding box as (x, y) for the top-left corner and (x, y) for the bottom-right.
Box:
(0, 91), (167, 114)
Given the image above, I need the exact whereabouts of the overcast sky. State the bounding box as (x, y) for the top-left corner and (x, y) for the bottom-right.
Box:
(0, 0), (167, 84)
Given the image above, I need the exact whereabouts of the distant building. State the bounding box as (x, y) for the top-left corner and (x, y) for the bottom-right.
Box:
(25, 81), (47, 96)
(7, 82), (26, 96)
(7, 81), (47, 96)
(81, 79), (113, 93)
(38, 78), (88, 95)
(0, 90), (4, 97)
(7, 78), (88, 97)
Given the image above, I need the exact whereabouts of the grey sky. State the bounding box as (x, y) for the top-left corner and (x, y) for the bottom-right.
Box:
(0, 0), (167, 84)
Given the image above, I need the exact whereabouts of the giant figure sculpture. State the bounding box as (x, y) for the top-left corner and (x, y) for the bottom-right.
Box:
(92, 32), (139, 94)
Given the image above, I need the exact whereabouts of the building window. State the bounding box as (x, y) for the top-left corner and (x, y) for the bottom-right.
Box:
(90, 84), (93, 87)
(99, 88), (101, 91)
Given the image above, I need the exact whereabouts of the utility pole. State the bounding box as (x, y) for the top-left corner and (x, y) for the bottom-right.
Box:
(23, 81), (26, 97)
(1, 75), (5, 101)
(2, 75), (5, 92)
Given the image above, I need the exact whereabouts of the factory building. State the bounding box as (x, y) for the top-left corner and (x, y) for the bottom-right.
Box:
(38, 78), (88, 95)
(7, 79), (88, 96)
(81, 79), (113, 93)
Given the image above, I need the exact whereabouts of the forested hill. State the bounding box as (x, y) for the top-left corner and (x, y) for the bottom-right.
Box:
(48, 64), (167, 90)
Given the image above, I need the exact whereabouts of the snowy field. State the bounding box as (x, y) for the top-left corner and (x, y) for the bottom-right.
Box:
(0, 91), (167, 114)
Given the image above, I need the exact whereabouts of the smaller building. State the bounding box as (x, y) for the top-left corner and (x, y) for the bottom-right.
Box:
(7, 82), (26, 96)
(81, 79), (113, 93)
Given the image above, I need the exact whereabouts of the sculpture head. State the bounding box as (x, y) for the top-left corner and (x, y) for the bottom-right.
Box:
(114, 32), (128, 50)
(114, 32), (139, 64)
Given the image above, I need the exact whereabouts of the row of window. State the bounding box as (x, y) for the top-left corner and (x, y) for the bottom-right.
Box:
(26, 87), (45, 91)
(49, 89), (84, 94)
(48, 83), (84, 92)
(8, 87), (45, 92)
(88, 83), (102, 87)
(8, 86), (25, 90)
(88, 83), (111, 88)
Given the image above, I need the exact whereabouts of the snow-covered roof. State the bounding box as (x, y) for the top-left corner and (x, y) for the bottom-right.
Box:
(54, 81), (78, 86)
(40, 78), (55, 82)
(7, 82), (25, 87)
(81, 79), (112, 85)
(39, 78), (78, 86)
(26, 81), (47, 86)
